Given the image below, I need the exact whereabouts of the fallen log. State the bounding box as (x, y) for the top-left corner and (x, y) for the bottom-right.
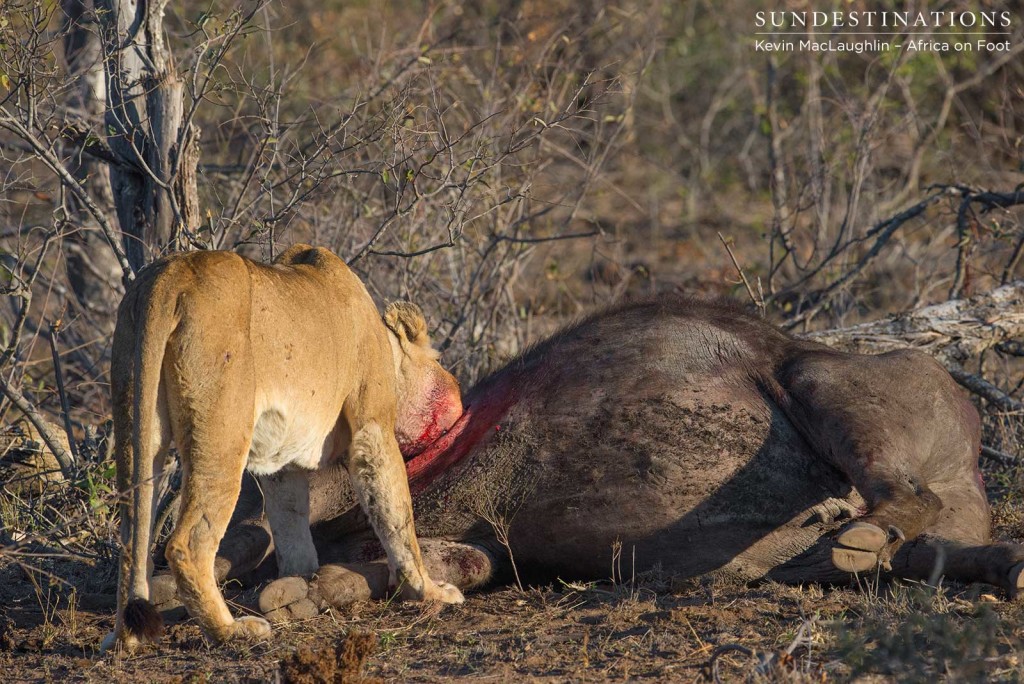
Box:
(803, 281), (1024, 366)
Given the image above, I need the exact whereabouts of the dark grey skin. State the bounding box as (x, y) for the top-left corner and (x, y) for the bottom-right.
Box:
(157, 297), (1024, 620)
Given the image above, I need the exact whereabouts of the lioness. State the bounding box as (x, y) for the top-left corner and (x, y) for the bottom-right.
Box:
(103, 245), (464, 649)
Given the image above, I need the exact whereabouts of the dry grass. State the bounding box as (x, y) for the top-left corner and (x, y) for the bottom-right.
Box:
(2, 577), (1018, 682)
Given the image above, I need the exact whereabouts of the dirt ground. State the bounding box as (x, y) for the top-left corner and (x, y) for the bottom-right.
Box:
(3, 1), (1024, 680)
(2, 435), (1024, 683)
(3, 549), (1024, 683)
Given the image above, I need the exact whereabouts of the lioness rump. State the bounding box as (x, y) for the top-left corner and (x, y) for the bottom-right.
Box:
(104, 244), (463, 649)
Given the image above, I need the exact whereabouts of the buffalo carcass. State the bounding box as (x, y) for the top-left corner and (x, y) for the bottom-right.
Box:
(179, 296), (1023, 619)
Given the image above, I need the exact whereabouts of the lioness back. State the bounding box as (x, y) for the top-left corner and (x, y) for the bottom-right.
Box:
(149, 246), (397, 473)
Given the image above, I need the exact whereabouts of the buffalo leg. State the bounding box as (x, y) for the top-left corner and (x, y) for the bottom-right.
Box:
(768, 533), (1024, 595)
(213, 519), (275, 583)
(775, 349), (977, 572)
(770, 474), (1024, 594)
(258, 539), (500, 623)
(890, 477), (1024, 593)
(150, 514), (274, 617)
(890, 537), (1024, 594)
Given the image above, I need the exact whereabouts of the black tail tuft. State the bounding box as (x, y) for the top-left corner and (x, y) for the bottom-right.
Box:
(124, 598), (164, 642)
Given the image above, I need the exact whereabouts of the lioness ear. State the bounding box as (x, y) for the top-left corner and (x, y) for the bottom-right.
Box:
(384, 301), (431, 347)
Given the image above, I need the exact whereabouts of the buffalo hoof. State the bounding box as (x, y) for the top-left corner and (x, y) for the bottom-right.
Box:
(259, 576), (322, 624)
(832, 522), (889, 573)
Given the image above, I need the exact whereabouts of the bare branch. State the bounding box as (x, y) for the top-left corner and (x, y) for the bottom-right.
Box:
(996, 340), (1024, 357)
(718, 232), (765, 317)
(947, 367), (1024, 414)
(0, 117), (135, 284)
(781, 188), (954, 329)
(0, 380), (77, 480)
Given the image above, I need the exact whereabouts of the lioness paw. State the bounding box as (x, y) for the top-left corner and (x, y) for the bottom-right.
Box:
(423, 580), (464, 604)
(230, 615), (272, 640)
(100, 630), (139, 653)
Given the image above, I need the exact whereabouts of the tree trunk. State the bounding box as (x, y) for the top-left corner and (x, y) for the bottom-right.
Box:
(94, 0), (200, 271)
(61, 0), (123, 329)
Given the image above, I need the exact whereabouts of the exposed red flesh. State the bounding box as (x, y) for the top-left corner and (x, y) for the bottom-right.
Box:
(404, 384), (516, 494)
(398, 384), (463, 459)
(399, 407), (447, 459)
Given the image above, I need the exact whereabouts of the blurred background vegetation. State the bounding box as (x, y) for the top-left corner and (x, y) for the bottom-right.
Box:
(0, 0), (1022, 468)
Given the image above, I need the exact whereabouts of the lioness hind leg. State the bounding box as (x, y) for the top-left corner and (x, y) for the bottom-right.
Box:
(345, 421), (464, 604)
(166, 438), (270, 644)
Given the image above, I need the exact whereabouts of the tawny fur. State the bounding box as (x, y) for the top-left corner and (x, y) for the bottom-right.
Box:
(103, 245), (464, 650)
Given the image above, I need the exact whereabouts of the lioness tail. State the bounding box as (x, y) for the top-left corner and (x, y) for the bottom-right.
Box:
(113, 286), (176, 644)
(124, 598), (163, 642)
